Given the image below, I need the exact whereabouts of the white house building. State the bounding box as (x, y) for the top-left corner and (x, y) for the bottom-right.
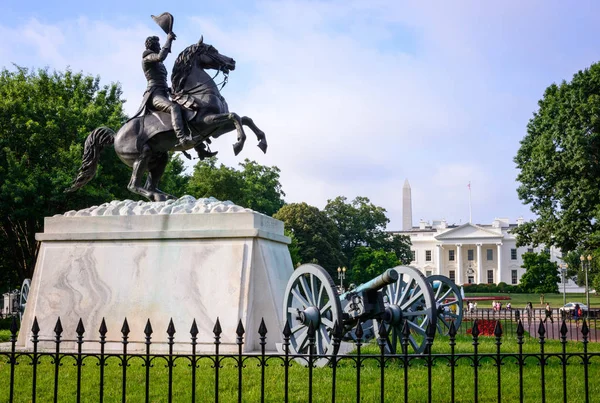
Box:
(391, 180), (582, 290)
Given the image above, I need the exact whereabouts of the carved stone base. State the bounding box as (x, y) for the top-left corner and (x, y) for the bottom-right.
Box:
(18, 197), (293, 353)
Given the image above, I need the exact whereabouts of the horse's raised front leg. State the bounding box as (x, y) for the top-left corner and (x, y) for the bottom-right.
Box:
(241, 116), (267, 153)
(128, 144), (168, 201)
(203, 113), (246, 155)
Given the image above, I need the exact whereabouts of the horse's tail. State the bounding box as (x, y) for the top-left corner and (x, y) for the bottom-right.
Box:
(65, 127), (115, 193)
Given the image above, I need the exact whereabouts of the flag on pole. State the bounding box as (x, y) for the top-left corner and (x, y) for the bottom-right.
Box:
(467, 182), (471, 190)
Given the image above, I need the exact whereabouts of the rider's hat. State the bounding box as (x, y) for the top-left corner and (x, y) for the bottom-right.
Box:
(151, 12), (174, 34)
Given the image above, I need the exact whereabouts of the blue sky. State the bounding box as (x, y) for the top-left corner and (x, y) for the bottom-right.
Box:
(2, 1), (599, 230)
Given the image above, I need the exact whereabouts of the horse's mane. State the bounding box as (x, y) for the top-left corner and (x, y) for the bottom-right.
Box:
(172, 43), (201, 93)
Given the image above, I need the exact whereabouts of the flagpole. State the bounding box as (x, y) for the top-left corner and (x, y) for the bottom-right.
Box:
(468, 181), (472, 223)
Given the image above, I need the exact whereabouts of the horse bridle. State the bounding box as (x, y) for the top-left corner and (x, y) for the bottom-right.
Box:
(179, 45), (230, 96)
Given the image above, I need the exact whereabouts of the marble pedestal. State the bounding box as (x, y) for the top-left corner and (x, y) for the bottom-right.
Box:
(17, 197), (293, 353)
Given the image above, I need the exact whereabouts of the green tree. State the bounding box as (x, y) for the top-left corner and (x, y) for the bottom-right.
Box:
(186, 158), (285, 216)
(273, 203), (343, 276)
(284, 229), (302, 268)
(159, 153), (190, 197)
(519, 252), (560, 293)
(514, 62), (600, 252)
(324, 196), (411, 266)
(0, 67), (131, 286)
(349, 246), (400, 285)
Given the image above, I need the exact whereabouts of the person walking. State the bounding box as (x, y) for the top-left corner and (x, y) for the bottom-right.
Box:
(526, 302), (533, 322)
(544, 302), (554, 324)
(574, 304), (581, 323)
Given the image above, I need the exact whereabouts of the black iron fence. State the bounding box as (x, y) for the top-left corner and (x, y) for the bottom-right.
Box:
(1, 315), (599, 403)
(457, 308), (600, 342)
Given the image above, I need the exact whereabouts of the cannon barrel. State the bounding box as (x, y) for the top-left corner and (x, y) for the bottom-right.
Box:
(340, 268), (398, 299)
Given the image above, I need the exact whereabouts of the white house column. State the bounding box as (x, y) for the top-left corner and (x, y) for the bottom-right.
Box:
(496, 243), (503, 284)
(476, 243), (483, 283)
(436, 244), (442, 275)
(456, 244), (462, 285)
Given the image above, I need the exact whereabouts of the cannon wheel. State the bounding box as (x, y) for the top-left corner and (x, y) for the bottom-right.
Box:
(283, 264), (343, 365)
(19, 278), (31, 322)
(375, 266), (436, 354)
(426, 275), (463, 335)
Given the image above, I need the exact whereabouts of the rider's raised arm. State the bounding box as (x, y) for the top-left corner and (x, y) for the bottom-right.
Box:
(145, 36), (174, 63)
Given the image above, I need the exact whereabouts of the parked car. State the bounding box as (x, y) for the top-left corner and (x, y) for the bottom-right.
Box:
(558, 302), (588, 315)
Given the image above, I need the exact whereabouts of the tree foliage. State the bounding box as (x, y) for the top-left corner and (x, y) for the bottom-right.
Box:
(324, 196), (412, 267)
(514, 62), (600, 252)
(0, 67), (130, 286)
(519, 252), (560, 293)
(186, 158), (285, 216)
(273, 202), (343, 276)
(349, 246), (400, 285)
(159, 153), (190, 197)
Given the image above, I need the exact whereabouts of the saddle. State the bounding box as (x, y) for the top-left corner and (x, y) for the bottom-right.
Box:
(133, 107), (197, 151)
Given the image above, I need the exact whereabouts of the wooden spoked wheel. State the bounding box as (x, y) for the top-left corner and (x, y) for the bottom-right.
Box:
(426, 275), (463, 335)
(283, 264), (343, 365)
(375, 266), (436, 354)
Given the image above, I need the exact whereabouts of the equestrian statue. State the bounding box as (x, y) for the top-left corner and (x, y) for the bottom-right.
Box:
(66, 12), (267, 201)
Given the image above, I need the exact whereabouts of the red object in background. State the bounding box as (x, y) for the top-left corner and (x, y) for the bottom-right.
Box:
(465, 319), (500, 336)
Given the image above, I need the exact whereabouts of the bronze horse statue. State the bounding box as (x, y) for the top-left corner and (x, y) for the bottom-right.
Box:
(67, 37), (267, 201)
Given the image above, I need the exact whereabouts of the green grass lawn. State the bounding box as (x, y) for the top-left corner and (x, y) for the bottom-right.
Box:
(464, 292), (600, 309)
(1, 334), (598, 402)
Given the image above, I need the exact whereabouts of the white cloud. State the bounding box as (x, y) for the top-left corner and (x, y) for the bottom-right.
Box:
(1, 1), (594, 229)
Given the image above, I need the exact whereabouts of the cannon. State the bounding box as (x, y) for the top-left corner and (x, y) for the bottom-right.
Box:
(282, 264), (463, 364)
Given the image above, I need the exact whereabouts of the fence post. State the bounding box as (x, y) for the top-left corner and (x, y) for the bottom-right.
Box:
(331, 320), (342, 403)
(354, 321), (363, 403)
(76, 319), (85, 403)
(258, 318), (267, 403)
(121, 318), (130, 403)
(537, 320), (546, 403)
(144, 319), (153, 403)
(190, 320), (198, 403)
(582, 320), (589, 403)
(402, 320), (410, 402)
(425, 323), (435, 403)
(9, 316), (18, 403)
(166, 319), (176, 403)
(53, 317), (63, 403)
(448, 321), (457, 403)
(560, 320), (568, 403)
(282, 320), (290, 403)
(99, 318), (107, 403)
(494, 321), (503, 403)
(213, 318), (222, 403)
(377, 322), (388, 403)
(516, 320), (524, 403)
(471, 320), (480, 403)
(236, 320), (245, 403)
(31, 317), (40, 403)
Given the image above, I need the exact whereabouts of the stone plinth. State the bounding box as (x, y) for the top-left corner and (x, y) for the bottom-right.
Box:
(17, 197), (293, 353)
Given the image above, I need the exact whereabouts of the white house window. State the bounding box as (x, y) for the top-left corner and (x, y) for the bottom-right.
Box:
(411, 250), (416, 261)
(511, 249), (517, 260)
(449, 270), (455, 282)
(511, 270), (518, 284)
(449, 250), (455, 261)
(527, 248), (534, 253)
(426, 270), (432, 277)
(487, 249), (493, 260)
(487, 270), (494, 284)
(425, 250), (432, 261)
(468, 249), (474, 261)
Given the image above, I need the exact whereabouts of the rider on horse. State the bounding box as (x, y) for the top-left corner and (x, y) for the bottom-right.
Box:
(134, 33), (217, 159)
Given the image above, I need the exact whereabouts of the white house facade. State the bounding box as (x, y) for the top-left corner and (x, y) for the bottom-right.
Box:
(392, 180), (582, 290)
(390, 217), (565, 286)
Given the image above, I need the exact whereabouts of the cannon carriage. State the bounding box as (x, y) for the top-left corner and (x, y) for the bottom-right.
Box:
(282, 264), (463, 365)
